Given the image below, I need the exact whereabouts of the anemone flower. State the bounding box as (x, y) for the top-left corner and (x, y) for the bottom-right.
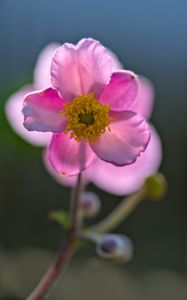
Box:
(23, 38), (150, 176)
(5, 39), (161, 195)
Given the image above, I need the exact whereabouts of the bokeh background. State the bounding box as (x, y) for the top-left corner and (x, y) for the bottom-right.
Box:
(0, 0), (187, 299)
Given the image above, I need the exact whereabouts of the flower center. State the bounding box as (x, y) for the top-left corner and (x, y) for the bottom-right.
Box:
(78, 112), (95, 125)
(61, 92), (111, 142)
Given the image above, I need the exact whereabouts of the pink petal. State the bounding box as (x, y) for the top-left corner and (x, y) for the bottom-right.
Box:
(129, 75), (155, 120)
(42, 150), (90, 187)
(5, 85), (51, 146)
(48, 132), (96, 176)
(106, 48), (123, 70)
(23, 88), (67, 132)
(90, 111), (150, 166)
(87, 125), (162, 195)
(51, 38), (113, 100)
(99, 71), (139, 111)
(34, 43), (60, 90)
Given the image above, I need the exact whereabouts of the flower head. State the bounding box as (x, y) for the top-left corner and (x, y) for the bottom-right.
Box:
(23, 38), (150, 176)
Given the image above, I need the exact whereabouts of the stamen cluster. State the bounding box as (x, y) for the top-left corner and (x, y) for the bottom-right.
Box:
(61, 92), (111, 142)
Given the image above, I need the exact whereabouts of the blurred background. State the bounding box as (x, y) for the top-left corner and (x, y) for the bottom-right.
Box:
(0, 0), (187, 299)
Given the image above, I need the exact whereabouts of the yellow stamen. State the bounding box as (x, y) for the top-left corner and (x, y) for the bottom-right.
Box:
(60, 92), (112, 142)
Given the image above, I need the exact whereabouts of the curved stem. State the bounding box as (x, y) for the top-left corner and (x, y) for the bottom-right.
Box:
(27, 241), (76, 300)
(88, 187), (146, 234)
(27, 173), (83, 300)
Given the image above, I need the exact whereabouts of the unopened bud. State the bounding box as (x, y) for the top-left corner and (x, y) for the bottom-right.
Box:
(80, 192), (101, 218)
(145, 173), (167, 200)
(96, 234), (133, 263)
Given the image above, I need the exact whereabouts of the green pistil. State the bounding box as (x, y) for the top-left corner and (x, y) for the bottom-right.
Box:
(79, 112), (94, 125)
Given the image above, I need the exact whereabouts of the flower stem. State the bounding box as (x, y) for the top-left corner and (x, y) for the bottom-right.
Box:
(71, 173), (82, 234)
(27, 241), (76, 300)
(88, 187), (146, 234)
(27, 173), (83, 300)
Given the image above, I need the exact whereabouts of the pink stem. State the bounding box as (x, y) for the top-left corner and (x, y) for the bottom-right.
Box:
(27, 241), (75, 300)
(27, 174), (82, 299)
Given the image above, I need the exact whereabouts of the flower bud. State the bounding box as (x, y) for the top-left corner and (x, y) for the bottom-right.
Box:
(145, 172), (167, 200)
(80, 192), (101, 218)
(96, 234), (133, 263)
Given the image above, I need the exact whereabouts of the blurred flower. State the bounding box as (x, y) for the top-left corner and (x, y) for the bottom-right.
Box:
(23, 38), (150, 176)
(5, 43), (59, 146)
(80, 191), (101, 218)
(96, 234), (133, 262)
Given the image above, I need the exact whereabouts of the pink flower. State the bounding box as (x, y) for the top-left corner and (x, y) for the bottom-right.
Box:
(5, 43), (59, 146)
(5, 39), (161, 195)
(23, 38), (150, 176)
